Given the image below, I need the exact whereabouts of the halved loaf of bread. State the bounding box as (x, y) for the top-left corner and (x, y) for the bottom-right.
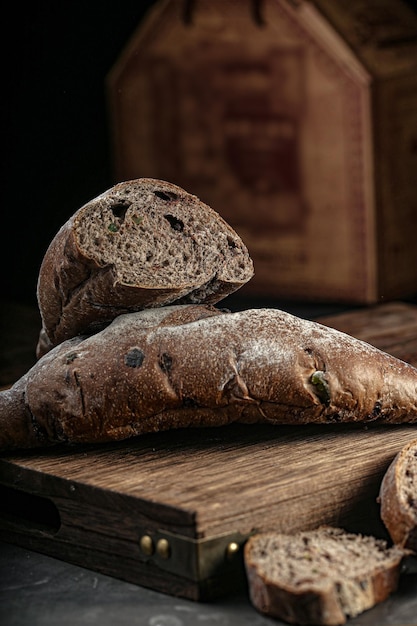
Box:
(1, 305), (416, 451)
(36, 178), (253, 357)
(244, 527), (406, 626)
(379, 438), (417, 552)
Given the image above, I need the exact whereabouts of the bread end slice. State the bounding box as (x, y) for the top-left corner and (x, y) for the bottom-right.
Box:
(244, 527), (406, 626)
(379, 438), (417, 553)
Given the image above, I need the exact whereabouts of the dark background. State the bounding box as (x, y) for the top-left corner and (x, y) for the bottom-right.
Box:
(2, 1), (156, 306)
(2, 0), (417, 307)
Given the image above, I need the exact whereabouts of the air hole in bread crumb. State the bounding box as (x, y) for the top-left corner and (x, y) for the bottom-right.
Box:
(110, 203), (130, 222)
(227, 236), (237, 249)
(164, 214), (184, 232)
(155, 190), (178, 201)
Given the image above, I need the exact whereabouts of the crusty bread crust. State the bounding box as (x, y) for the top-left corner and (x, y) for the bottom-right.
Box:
(1, 305), (416, 451)
(244, 527), (406, 625)
(36, 178), (253, 357)
(379, 438), (417, 552)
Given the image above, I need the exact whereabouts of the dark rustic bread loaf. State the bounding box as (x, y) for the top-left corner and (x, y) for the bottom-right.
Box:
(1, 305), (417, 451)
(36, 178), (253, 357)
(244, 527), (407, 626)
(379, 438), (417, 553)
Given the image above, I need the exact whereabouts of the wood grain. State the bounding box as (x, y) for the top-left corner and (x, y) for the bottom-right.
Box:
(1, 421), (416, 535)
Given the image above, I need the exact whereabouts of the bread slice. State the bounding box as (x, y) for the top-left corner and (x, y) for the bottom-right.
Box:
(1, 305), (417, 451)
(244, 527), (406, 626)
(36, 178), (253, 357)
(379, 438), (417, 552)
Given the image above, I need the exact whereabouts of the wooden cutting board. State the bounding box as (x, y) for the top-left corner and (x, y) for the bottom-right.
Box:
(0, 302), (416, 600)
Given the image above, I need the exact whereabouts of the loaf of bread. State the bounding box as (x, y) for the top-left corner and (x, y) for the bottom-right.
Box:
(1, 304), (416, 451)
(243, 527), (407, 626)
(379, 438), (417, 552)
(36, 178), (253, 357)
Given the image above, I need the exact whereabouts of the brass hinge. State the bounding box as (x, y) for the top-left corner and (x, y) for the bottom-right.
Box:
(138, 528), (251, 582)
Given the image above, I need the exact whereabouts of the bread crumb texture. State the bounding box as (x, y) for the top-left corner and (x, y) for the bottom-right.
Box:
(244, 527), (406, 626)
(74, 178), (253, 288)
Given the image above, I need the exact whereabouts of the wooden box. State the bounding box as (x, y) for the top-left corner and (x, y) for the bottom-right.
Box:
(1, 302), (417, 600)
(107, 0), (417, 304)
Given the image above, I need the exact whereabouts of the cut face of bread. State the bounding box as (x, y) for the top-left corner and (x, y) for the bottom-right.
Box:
(379, 438), (417, 552)
(244, 527), (406, 626)
(36, 178), (253, 355)
(74, 180), (252, 290)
